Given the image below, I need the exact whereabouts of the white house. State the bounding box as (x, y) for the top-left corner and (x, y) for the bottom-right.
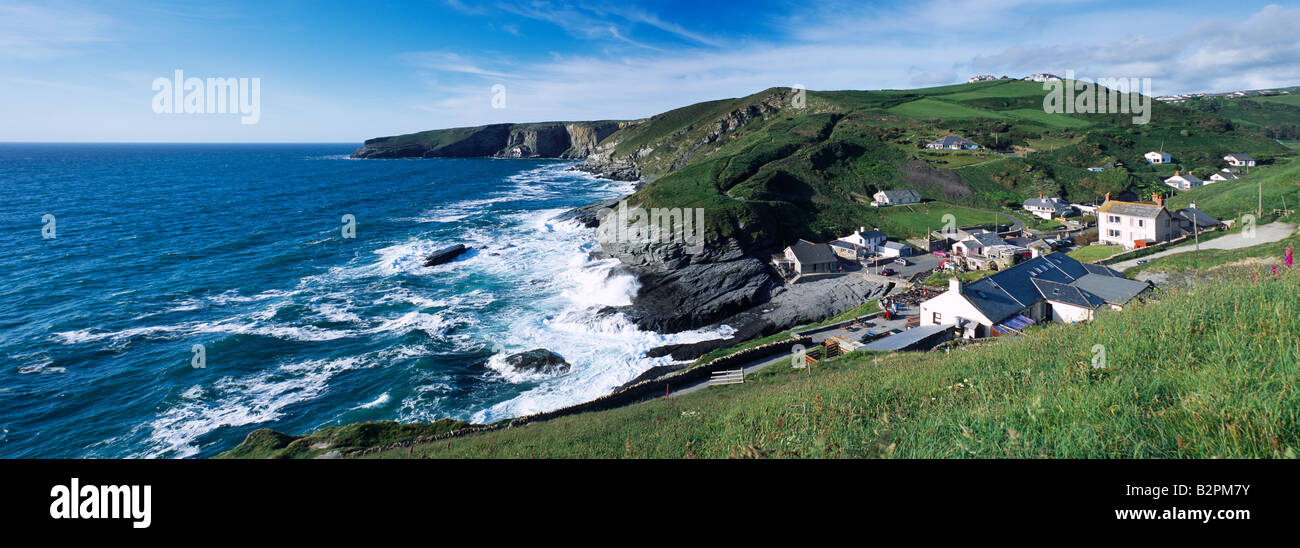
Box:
(1209, 171), (1240, 182)
(871, 189), (921, 206)
(1097, 194), (1174, 249)
(1224, 153), (1256, 167)
(1022, 196), (1072, 220)
(918, 253), (1151, 338)
(925, 136), (980, 150)
(837, 227), (887, 253)
(1145, 151), (1172, 164)
(1164, 172), (1203, 190)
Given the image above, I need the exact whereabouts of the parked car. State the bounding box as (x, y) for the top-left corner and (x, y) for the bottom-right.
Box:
(933, 250), (948, 258)
(1136, 259), (1150, 265)
(894, 258), (909, 266)
(881, 268), (897, 276)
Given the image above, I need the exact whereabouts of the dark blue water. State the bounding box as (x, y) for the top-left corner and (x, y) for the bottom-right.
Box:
(0, 143), (727, 458)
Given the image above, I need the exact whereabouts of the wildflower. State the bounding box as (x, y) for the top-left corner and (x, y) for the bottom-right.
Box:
(1286, 245), (1294, 267)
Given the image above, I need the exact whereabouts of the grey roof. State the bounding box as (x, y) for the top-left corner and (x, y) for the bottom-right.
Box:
(1023, 196), (1069, 209)
(883, 241), (911, 250)
(788, 241), (838, 265)
(963, 232), (1006, 247)
(1175, 207), (1220, 228)
(877, 189), (920, 202)
(860, 229), (887, 240)
(1032, 278), (1108, 309)
(860, 324), (952, 351)
(958, 252), (1128, 323)
(1226, 153), (1255, 161)
(928, 135), (979, 148)
(1071, 274), (1150, 305)
(1099, 201), (1165, 218)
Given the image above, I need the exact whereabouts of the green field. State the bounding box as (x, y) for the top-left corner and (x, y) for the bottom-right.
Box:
(1004, 108), (1094, 129)
(1067, 245), (1123, 262)
(888, 97), (1008, 120)
(341, 267), (1300, 459)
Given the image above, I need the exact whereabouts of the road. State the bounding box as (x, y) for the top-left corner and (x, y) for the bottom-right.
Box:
(669, 287), (921, 397)
(1110, 222), (1296, 271)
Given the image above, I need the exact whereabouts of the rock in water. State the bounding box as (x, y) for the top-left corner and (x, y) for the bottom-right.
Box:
(503, 349), (571, 375)
(424, 244), (468, 267)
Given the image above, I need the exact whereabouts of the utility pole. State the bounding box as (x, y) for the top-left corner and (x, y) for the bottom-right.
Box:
(1259, 182), (1263, 218)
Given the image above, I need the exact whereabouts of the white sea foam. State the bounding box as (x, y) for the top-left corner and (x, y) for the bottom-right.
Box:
(145, 355), (370, 458)
(355, 392), (391, 410)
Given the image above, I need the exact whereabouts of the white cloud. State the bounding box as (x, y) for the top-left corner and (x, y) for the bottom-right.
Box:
(0, 1), (112, 59)
(403, 1), (1300, 129)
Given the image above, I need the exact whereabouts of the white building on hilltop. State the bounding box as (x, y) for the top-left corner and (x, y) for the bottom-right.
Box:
(1145, 151), (1172, 164)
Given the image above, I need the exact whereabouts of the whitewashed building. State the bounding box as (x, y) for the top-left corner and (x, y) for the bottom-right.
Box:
(1022, 196), (1072, 220)
(1224, 153), (1256, 167)
(1097, 194), (1174, 249)
(1164, 172), (1204, 190)
(1145, 151), (1172, 164)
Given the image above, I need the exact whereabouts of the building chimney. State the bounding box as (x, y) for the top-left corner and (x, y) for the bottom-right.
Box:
(860, 226), (865, 234)
(949, 276), (962, 293)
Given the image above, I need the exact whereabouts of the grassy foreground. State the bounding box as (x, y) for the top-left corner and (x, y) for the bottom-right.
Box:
(357, 267), (1298, 459)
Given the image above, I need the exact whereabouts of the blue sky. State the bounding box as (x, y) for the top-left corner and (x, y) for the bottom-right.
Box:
(3, 0), (1300, 142)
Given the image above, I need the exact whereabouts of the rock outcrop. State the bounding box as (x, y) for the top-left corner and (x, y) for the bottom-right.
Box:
(502, 349), (571, 375)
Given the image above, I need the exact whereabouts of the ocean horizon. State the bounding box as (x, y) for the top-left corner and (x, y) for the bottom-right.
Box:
(0, 143), (726, 458)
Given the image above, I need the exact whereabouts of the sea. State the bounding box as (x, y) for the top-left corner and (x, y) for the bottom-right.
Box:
(0, 143), (732, 458)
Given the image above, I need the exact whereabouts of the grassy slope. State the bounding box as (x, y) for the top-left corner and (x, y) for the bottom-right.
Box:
(1164, 157), (1300, 223)
(612, 80), (1290, 249)
(364, 269), (1299, 458)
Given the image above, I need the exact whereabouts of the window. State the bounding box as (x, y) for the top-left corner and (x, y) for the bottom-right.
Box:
(1137, 219), (1145, 227)
(1107, 229), (1121, 237)
(1108, 215), (1120, 224)
(933, 312), (942, 323)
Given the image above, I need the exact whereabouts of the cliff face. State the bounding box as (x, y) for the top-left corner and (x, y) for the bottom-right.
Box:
(349, 121), (625, 160)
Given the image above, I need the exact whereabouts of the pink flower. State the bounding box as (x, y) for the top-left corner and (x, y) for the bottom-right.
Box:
(1286, 245), (1294, 268)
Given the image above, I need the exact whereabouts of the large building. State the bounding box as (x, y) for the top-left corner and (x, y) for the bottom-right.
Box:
(1097, 194), (1174, 249)
(919, 253), (1151, 338)
(925, 135), (980, 150)
(783, 240), (839, 275)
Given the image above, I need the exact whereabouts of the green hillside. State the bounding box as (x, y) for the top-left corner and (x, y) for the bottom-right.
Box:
(610, 80), (1291, 248)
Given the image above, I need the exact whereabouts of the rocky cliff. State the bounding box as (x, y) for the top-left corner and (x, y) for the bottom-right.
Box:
(349, 121), (627, 159)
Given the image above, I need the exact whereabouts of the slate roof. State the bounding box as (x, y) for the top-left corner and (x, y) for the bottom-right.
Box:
(1175, 207), (1220, 228)
(928, 135), (979, 148)
(962, 232), (1007, 248)
(1032, 278), (1107, 309)
(1098, 200), (1165, 218)
(788, 241), (838, 265)
(1071, 274), (1150, 305)
(956, 252), (1142, 324)
(1225, 153), (1255, 162)
(883, 241), (911, 250)
(877, 189), (920, 203)
(1023, 196), (1069, 209)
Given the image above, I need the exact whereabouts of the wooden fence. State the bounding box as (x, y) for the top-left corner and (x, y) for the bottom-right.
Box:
(708, 369), (745, 385)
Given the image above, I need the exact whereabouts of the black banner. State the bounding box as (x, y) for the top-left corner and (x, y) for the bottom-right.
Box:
(2, 458), (1288, 537)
